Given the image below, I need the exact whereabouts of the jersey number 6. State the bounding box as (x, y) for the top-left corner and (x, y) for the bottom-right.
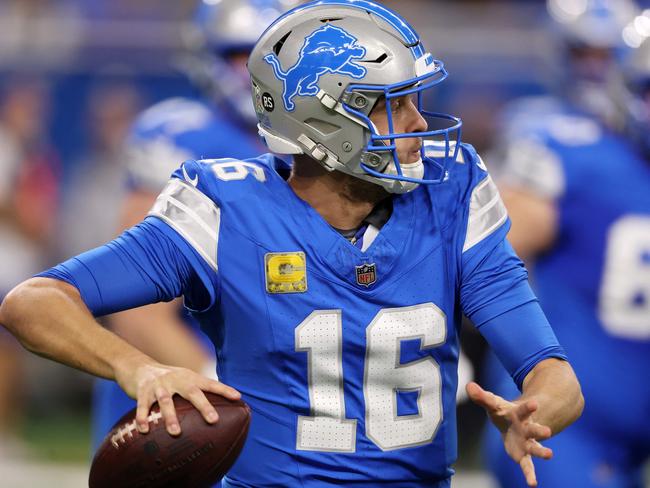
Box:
(295, 303), (446, 452)
(599, 215), (650, 339)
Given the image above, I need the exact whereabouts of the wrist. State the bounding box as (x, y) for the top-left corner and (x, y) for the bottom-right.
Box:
(112, 349), (158, 394)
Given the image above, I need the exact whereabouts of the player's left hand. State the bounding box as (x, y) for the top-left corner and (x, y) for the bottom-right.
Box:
(466, 381), (552, 487)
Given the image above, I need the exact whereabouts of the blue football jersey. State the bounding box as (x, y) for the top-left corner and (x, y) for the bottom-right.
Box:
(134, 143), (539, 487)
(91, 96), (264, 452)
(37, 138), (568, 486)
(484, 100), (650, 487)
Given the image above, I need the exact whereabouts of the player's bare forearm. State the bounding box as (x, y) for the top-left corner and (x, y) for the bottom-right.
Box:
(0, 277), (156, 389)
(109, 302), (211, 374)
(0, 277), (240, 435)
(520, 358), (584, 435)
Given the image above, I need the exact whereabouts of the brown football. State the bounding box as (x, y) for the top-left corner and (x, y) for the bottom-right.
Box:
(89, 392), (251, 488)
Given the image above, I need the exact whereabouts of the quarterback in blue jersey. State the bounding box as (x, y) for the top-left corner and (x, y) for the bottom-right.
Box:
(0, 1), (583, 487)
(483, 5), (650, 488)
(88, 0), (285, 451)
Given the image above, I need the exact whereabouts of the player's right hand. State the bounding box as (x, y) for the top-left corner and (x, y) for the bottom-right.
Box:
(117, 362), (241, 436)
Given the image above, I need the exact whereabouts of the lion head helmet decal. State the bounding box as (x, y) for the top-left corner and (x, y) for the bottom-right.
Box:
(263, 24), (367, 111)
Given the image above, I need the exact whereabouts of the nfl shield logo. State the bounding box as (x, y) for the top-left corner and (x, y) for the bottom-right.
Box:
(356, 263), (377, 287)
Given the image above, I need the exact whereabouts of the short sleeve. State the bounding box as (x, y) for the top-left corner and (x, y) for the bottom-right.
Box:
(462, 173), (509, 253)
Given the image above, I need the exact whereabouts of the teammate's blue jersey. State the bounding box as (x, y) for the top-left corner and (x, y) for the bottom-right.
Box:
(485, 99), (650, 487)
(126, 97), (265, 192)
(92, 96), (263, 452)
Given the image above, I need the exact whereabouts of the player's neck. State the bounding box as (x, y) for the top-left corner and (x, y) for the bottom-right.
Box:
(288, 155), (390, 231)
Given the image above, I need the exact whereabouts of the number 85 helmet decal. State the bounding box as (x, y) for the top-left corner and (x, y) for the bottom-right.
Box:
(248, 0), (462, 193)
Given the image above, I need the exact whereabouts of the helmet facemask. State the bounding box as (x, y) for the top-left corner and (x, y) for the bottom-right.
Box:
(343, 60), (462, 193)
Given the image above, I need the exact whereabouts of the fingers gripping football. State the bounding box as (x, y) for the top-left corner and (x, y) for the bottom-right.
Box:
(124, 363), (240, 436)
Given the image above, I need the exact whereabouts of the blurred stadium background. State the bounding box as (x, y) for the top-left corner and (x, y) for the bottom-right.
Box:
(0, 0), (647, 487)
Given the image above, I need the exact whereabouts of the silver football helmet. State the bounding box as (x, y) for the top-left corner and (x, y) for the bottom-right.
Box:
(546, 0), (639, 129)
(247, 0), (462, 193)
(184, 0), (300, 125)
(547, 0), (637, 49)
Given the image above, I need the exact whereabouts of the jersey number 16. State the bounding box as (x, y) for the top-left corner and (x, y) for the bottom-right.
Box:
(295, 303), (446, 452)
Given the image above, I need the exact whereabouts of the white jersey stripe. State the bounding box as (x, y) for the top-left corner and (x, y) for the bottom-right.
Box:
(166, 195), (218, 241)
(470, 192), (502, 222)
(148, 178), (220, 271)
(469, 175), (499, 210)
(463, 176), (508, 253)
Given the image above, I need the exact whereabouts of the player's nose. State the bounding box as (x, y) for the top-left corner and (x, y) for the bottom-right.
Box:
(406, 101), (427, 133)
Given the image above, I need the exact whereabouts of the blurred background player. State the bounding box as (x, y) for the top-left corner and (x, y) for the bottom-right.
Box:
(0, 77), (60, 459)
(57, 81), (142, 257)
(90, 0), (299, 451)
(482, 1), (650, 486)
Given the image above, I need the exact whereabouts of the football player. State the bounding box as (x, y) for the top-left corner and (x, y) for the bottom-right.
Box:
(482, 3), (650, 487)
(90, 0), (296, 452)
(0, 1), (583, 487)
